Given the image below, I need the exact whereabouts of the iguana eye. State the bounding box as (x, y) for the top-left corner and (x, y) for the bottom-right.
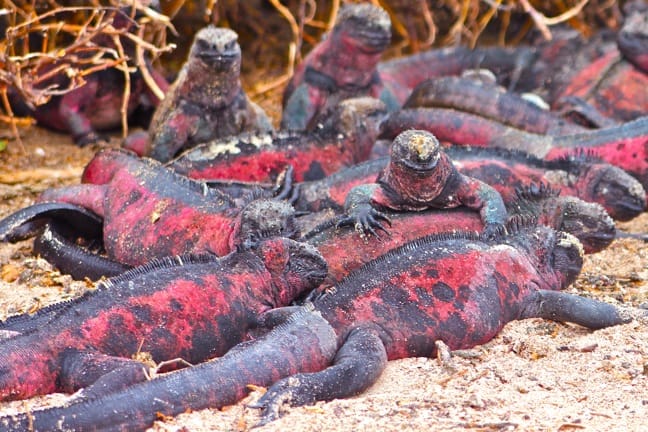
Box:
(195, 38), (210, 51)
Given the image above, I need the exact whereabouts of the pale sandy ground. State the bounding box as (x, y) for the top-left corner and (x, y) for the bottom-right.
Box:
(0, 126), (646, 432)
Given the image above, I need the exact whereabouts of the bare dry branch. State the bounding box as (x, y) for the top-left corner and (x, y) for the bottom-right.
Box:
(0, 1), (175, 140)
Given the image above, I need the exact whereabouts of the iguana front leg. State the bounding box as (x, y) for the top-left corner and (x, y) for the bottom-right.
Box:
(338, 183), (392, 237)
(451, 176), (508, 239)
(521, 290), (634, 329)
(148, 106), (200, 162)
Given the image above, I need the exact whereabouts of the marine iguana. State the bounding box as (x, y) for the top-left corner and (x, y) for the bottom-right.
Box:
(381, 112), (648, 197)
(9, 8), (169, 146)
(0, 148), (300, 270)
(167, 97), (387, 183)
(130, 25), (273, 161)
(281, 3), (398, 130)
(303, 185), (615, 287)
(444, 146), (646, 222)
(0, 220), (630, 431)
(0, 233), (326, 402)
(339, 130), (508, 238)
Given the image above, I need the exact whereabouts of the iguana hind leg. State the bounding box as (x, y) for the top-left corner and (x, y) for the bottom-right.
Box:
(58, 348), (151, 399)
(251, 325), (388, 426)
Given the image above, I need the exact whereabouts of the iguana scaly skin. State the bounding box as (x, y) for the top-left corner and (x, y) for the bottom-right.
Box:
(0, 221), (630, 431)
(404, 75), (586, 135)
(281, 3), (397, 130)
(0, 235), (326, 402)
(168, 97), (387, 183)
(137, 26), (273, 161)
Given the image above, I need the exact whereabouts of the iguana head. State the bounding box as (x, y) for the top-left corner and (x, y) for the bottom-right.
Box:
(383, 130), (453, 203)
(578, 162), (646, 222)
(502, 217), (584, 289)
(190, 26), (241, 72)
(334, 3), (391, 54)
(255, 237), (328, 306)
(512, 184), (616, 254)
(390, 129), (442, 173)
(234, 199), (300, 251)
(547, 196), (616, 255)
(182, 26), (242, 107)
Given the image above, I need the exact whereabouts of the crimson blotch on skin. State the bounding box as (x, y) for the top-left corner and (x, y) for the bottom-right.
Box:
(1, 221), (630, 431)
(0, 236), (326, 403)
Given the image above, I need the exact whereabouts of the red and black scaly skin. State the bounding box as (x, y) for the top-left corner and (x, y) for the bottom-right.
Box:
(3, 223), (630, 431)
(134, 26), (273, 162)
(341, 130), (507, 238)
(516, 11), (647, 124)
(404, 75), (587, 135)
(617, 0), (648, 74)
(0, 236), (327, 403)
(167, 97), (387, 183)
(26, 148), (300, 268)
(377, 45), (538, 102)
(554, 49), (648, 124)
(9, 10), (169, 146)
(281, 3), (398, 130)
(0, 307), (338, 432)
(381, 110), (648, 199)
(444, 146), (647, 222)
(291, 158), (386, 215)
(303, 185), (615, 286)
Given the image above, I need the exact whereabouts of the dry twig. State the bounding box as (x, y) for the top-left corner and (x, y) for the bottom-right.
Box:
(0, 1), (175, 142)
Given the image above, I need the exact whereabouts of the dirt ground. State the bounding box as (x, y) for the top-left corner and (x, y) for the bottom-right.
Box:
(0, 114), (646, 431)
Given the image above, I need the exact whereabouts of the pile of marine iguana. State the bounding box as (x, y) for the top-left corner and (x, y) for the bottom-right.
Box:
(0, 2), (646, 431)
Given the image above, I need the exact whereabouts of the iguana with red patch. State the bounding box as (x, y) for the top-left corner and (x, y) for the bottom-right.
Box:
(128, 25), (273, 161)
(444, 146), (646, 222)
(9, 8), (169, 146)
(381, 111), (648, 198)
(0, 220), (631, 431)
(0, 148), (299, 270)
(303, 185), (615, 286)
(281, 3), (398, 130)
(339, 130), (508, 238)
(0, 233), (326, 402)
(167, 97), (387, 183)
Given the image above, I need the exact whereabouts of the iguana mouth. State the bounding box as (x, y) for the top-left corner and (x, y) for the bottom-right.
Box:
(198, 51), (239, 65)
(399, 157), (440, 173)
(616, 198), (647, 214)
